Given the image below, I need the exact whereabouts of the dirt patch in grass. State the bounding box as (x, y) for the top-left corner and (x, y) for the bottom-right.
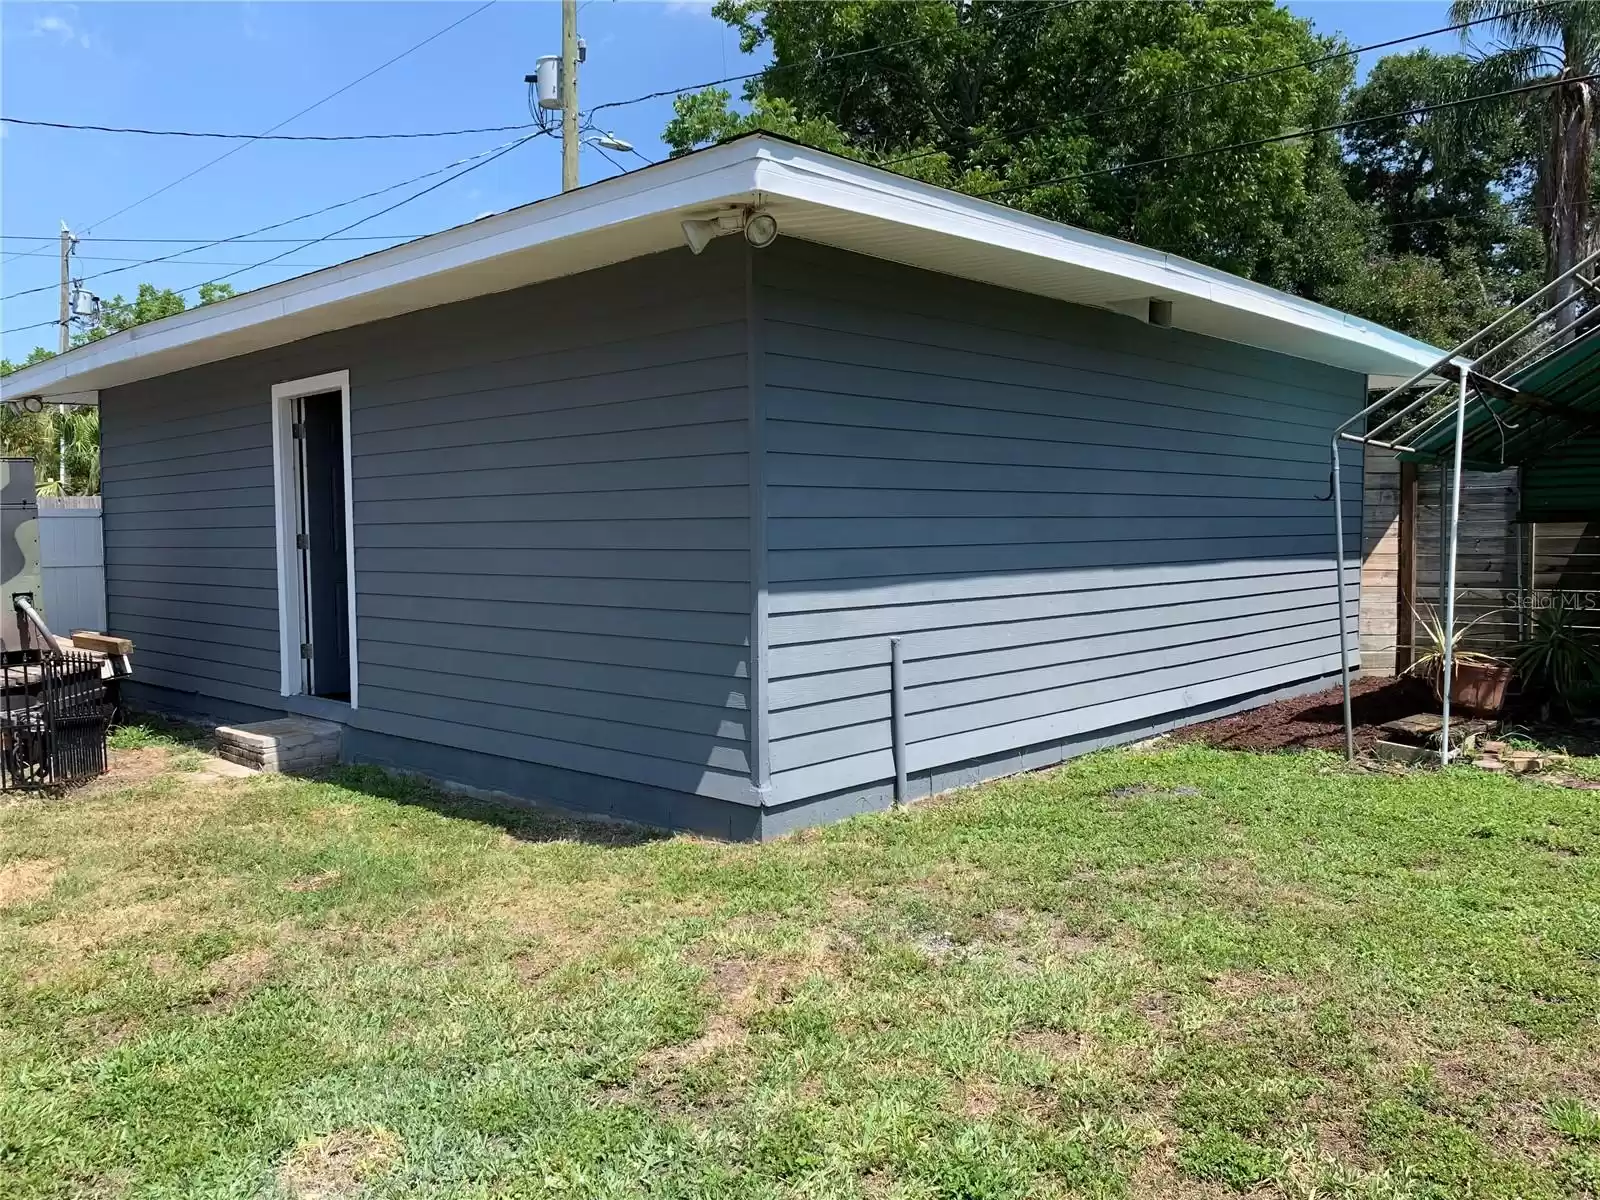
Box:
(509, 951), (546, 985)
(476, 874), (692, 957)
(1052, 930), (1104, 957)
(36, 892), (186, 957)
(278, 1127), (402, 1199)
(1170, 675), (1434, 753)
(0, 857), (58, 907)
(1014, 1029), (1087, 1063)
(635, 956), (820, 1088)
(642, 1004), (744, 1079)
(199, 946), (273, 1008)
(1368, 1024), (1600, 1169)
(954, 1080), (1005, 1120)
(1126, 1139), (1239, 1200)
(1134, 991), (1177, 1033)
(284, 870), (342, 893)
(86, 747), (175, 793)
(1205, 968), (1317, 1007)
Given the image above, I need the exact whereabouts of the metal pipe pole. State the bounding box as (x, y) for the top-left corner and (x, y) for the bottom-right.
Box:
(1330, 437), (1355, 760)
(1333, 248), (1600, 451)
(889, 636), (907, 804)
(58, 222), (71, 491)
(1439, 361), (1470, 767)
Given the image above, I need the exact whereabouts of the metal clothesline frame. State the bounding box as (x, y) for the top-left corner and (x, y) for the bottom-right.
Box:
(1330, 248), (1600, 766)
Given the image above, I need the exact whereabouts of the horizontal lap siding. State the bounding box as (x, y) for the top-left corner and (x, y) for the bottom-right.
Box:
(102, 364), (281, 709)
(758, 243), (1361, 805)
(103, 245), (755, 803)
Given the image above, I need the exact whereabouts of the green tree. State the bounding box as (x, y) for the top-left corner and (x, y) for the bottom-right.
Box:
(1451, 0), (1600, 325)
(1343, 49), (1534, 268)
(1, 280), (232, 492)
(197, 281), (237, 307)
(1332, 47), (1542, 345)
(671, 0), (1360, 290)
(41, 406), (100, 497)
(667, 0), (1555, 343)
(73, 282), (187, 345)
(0, 346), (58, 379)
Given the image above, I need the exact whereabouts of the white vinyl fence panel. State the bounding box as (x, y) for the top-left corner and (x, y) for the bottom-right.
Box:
(38, 496), (106, 635)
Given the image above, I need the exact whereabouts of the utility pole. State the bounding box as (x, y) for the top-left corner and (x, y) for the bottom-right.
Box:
(57, 221), (72, 491)
(57, 222), (71, 355)
(560, 0), (579, 192)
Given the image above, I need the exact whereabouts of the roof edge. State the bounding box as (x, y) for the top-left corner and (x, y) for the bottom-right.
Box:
(4, 133), (1447, 399)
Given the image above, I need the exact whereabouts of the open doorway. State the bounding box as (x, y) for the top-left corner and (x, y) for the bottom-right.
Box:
(272, 371), (356, 706)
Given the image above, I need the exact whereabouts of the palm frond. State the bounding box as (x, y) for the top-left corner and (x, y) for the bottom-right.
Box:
(1452, 0), (1600, 57)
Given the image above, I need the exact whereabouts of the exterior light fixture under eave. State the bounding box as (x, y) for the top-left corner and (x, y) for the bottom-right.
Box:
(681, 209), (779, 256)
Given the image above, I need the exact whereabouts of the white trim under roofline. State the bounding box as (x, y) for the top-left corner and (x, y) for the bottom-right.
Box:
(747, 141), (1446, 375)
(1, 134), (1445, 401)
(0, 137), (764, 400)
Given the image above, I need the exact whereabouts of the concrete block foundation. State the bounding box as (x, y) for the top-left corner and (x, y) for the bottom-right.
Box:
(215, 717), (342, 774)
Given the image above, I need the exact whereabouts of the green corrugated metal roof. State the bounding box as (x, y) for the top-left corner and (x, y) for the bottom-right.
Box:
(1521, 433), (1600, 519)
(1398, 329), (1600, 470)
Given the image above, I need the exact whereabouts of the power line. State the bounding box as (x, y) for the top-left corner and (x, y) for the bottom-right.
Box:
(0, 0), (499, 272)
(71, 255), (348, 268)
(169, 131), (547, 299)
(4, 131), (543, 342)
(3, 235), (434, 244)
(981, 73), (1599, 199)
(90, 0), (499, 236)
(1380, 197), (1573, 229)
(2, 115), (535, 141)
(1, 133), (538, 300)
(1, 320), (60, 337)
(588, 142), (632, 177)
(584, 1), (1079, 120)
(876, 3), (1562, 172)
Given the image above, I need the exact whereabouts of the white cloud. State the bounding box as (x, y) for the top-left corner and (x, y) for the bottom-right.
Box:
(662, 1), (716, 17)
(32, 13), (90, 49)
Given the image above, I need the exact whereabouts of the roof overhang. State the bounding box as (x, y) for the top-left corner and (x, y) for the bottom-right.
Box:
(1, 134), (1446, 402)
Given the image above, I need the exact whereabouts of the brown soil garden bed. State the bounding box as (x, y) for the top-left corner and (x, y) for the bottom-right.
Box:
(1170, 675), (1437, 753)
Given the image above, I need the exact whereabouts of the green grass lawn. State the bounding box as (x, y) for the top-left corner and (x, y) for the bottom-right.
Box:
(1, 731), (1597, 1199)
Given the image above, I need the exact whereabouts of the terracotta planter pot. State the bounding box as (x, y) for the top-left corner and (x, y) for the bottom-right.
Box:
(1430, 661), (1512, 716)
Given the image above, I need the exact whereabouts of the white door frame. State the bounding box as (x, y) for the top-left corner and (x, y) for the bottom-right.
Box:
(270, 369), (358, 708)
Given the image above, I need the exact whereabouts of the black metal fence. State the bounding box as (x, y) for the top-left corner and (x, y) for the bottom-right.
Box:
(0, 645), (111, 790)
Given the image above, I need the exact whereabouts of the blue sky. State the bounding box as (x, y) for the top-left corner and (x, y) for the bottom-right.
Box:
(1, 1), (1464, 360)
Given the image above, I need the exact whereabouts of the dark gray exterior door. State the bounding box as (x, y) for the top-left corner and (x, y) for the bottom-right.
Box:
(295, 391), (350, 700)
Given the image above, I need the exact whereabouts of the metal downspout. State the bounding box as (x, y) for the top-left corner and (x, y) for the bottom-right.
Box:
(1439, 361), (1471, 767)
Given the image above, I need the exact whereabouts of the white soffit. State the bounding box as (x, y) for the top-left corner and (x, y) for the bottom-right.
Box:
(1, 134), (1444, 402)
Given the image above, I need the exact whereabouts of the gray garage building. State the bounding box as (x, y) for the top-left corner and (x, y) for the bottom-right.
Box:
(1, 134), (1443, 837)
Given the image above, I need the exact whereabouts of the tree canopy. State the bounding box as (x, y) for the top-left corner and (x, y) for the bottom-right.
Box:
(665, 0), (1562, 346)
(0, 281), (234, 494)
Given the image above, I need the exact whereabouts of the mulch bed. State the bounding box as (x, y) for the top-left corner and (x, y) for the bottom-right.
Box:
(1170, 675), (1437, 754)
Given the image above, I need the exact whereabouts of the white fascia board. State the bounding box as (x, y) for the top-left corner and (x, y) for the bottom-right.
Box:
(748, 141), (1447, 377)
(1, 139), (764, 402)
(3, 134), (1448, 400)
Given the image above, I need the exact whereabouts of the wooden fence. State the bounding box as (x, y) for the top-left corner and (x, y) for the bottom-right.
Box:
(1360, 449), (1600, 672)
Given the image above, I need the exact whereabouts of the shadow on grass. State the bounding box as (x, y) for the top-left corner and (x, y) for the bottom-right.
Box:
(109, 711), (218, 753)
(115, 710), (668, 848)
(325, 762), (669, 849)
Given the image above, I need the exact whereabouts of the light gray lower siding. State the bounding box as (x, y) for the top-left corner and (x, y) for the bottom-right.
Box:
(757, 243), (1363, 808)
(105, 244), (757, 809)
(105, 234), (1368, 836)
